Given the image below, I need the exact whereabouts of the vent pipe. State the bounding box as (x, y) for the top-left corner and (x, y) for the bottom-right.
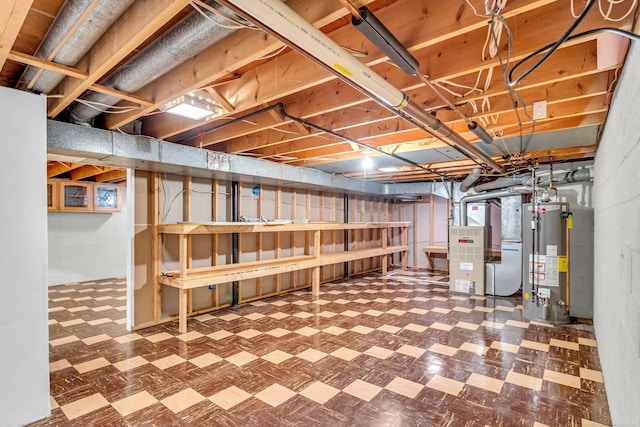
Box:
(19, 0), (136, 94)
(217, 0), (503, 173)
(69, 1), (242, 125)
(471, 167), (593, 193)
(460, 168), (482, 192)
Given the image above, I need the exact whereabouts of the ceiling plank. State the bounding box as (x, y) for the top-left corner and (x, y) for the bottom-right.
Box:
(8, 50), (88, 79)
(0, 0), (35, 69)
(94, 169), (127, 183)
(7, 51), (154, 106)
(143, 0), (560, 140)
(46, 0), (193, 118)
(215, 47), (603, 155)
(47, 161), (82, 178)
(103, 0), (379, 131)
(186, 0), (619, 151)
(69, 165), (108, 181)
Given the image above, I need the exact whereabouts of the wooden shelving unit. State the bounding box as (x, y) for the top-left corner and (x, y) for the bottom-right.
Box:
(158, 222), (409, 333)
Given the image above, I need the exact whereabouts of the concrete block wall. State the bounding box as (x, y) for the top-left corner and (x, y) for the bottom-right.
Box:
(593, 41), (640, 426)
(48, 190), (128, 286)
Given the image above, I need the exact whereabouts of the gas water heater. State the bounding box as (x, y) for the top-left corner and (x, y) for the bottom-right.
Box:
(522, 202), (572, 324)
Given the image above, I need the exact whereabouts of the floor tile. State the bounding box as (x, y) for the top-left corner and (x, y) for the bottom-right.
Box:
(60, 393), (110, 420)
(49, 359), (72, 372)
(396, 344), (426, 358)
(262, 350), (294, 365)
(225, 351), (258, 367)
(364, 346), (394, 359)
(466, 373), (504, 394)
(254, 384), (297, 407)
(330, 347), (362, 362)
(429, 343), (458, 357)
(294, 326), (320, 336)
(82, 334), (112, 345)
(161, 388), (205, 413)
(377, 324), (402, 334)
(460, 342), (488, 356)
(111, 391), (157, 417)
(550, 338), (580, 351)
(74, 357), (111, 374)
(40, 274), (612, 427)
(300, 381), (340, 404)
(176, 331), (204, 342)
(323, 326), (348, 335)
(209, 386), (252, 410)
(207, 330), (234, 340)
(425, 375), (465, 396)
(505, 371), (543, 391)
(297, 348), (327, 363)
(521, 340), (550, 352)
(543, 369), (581, 389)
(342, 379), (383, 402)
(385, 377), (424, 399)
(580, 367), (604, 383)
(189, 353), (222, 368)
(152, 354), (187, 370)
(113, 356), (148, 372)
(235, 328), (262, 339)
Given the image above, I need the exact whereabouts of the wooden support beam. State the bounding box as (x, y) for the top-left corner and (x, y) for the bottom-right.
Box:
(47, 161), (82, 178)
(47, 0), (192, 118)
(69, 165), (107, 181)
(0, 0), (35, 69)
(94, 169), (127, 183)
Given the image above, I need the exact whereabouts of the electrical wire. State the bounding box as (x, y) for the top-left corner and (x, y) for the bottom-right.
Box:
(510, 26), (640, 108)
(73, 99), (140, 114)
(189, 1), (259, 30)
(508, 0), (597, 87)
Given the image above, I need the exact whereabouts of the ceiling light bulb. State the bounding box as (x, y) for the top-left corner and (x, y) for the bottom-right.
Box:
(363, 155), (373, 169)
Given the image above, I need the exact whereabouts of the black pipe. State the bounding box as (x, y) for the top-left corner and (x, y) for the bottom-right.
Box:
(277, 105), (447, 177)
(231, 181), (239, 305)
(343, 193), (349, 278)
(352, 6), (419, 76)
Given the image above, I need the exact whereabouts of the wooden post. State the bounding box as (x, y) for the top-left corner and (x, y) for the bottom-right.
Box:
(290, 189), (296, 288)
(275, 187), (282, 293)
(312, 229), (321, 296)
(413, 201), (418, 267)
(429, 195), (434, 246)
(151, 172), (161, 323)
(382, 228), (388, 275)
(256, 184), (262, 298)
(401, 225), (408, 270)
(183, 176), (193, 316)
(179, 289), (188, 334)
(212, 178), (218, 307)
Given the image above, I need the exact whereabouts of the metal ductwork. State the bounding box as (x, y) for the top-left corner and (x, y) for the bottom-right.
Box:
(460, 186), (532, 226)
(19, 0), (136, 93)
(471, 167), (593, 193)
(216, 0), (504, 174)
(460, 167), (482, 192)
(69, 1), (243, 125)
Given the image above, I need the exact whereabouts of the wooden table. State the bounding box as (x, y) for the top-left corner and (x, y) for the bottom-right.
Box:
(422, 246), (449, 272)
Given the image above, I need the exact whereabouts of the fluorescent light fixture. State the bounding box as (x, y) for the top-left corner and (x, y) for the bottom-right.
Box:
(379, 166), (400, 173)
(163, 95), (217, 120)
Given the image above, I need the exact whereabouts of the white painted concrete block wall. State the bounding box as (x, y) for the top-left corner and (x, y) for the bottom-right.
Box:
(48, 190), (127, 286)
(593, 41), (640, 427)
(0, 88), (50, 426)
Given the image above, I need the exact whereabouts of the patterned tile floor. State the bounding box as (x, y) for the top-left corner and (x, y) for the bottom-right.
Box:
(31, 270), (611, 426)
